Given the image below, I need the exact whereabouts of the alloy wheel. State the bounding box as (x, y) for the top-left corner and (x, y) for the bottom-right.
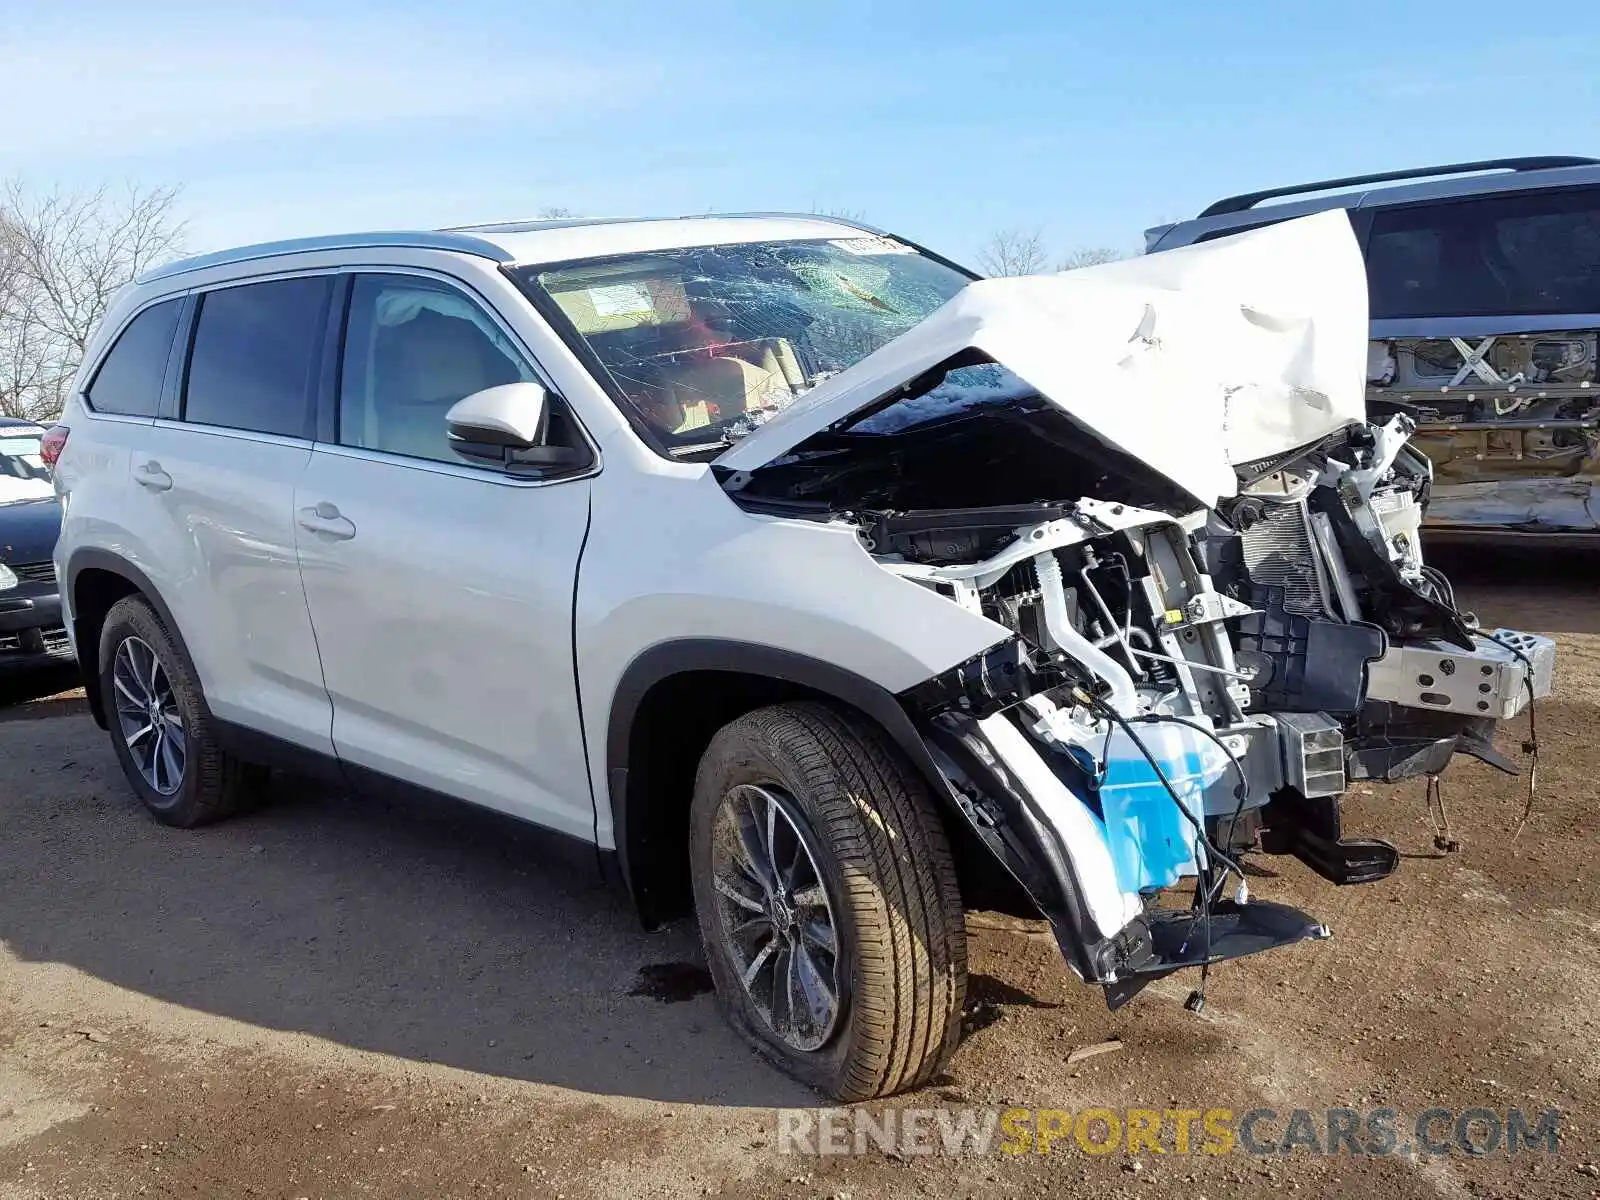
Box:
(111, 635), (187, 796)
(709, 783), (843, 1052)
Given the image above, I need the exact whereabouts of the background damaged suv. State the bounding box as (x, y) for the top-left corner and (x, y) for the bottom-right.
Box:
(49, 210), (1553, 1099)
(1149, 155), (1600, 544)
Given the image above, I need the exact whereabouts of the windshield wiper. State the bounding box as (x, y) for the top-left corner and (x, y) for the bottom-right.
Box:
(669, 439), (730, 459)
(831, 274), (900, 314)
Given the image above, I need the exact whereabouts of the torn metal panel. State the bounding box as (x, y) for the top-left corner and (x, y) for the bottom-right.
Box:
(1425, 476), (1600, 535)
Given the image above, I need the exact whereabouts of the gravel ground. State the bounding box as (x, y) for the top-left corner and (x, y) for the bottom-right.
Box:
(0, 551), (1596, 1198)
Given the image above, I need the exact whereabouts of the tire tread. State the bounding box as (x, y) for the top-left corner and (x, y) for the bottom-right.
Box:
(694, 701), (966, 1100)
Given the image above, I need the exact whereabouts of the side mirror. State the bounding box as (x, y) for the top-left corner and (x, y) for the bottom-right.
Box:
(446, 382), (586, 472)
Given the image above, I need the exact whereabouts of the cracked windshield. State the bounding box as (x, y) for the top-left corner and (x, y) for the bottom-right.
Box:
(522, 236), (972, 455)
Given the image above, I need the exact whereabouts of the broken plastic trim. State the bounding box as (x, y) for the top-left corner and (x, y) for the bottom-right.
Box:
(902, 640), (1137, 981)
(1259, 792), (1400, 886)
(1312, 487), (1475, 650)
(919, 710), (1114, 982)
(903, 640), (1332, 1003)
(1102, 900), (1331, 1009)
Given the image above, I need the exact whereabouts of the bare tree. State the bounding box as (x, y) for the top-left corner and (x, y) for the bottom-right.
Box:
(0, 216), (47, 421)
(536, 206), (576, 219)
(0, 181), (186, 421)
(976, 227), (1048, 277)
(1057, 246), (1128, 271)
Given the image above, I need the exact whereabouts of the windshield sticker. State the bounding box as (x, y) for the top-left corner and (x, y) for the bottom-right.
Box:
(587, 282), (656, 318)
(828, 236), (917, 257)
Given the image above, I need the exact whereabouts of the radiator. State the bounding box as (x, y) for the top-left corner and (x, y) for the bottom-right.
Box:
(1239, 500), (1333, 618)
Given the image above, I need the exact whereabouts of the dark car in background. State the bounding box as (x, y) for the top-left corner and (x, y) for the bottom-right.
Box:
(0, 417), (69, 661)
(1147, 156), (1600, 545)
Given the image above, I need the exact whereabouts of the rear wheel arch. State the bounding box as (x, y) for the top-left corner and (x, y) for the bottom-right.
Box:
(66, 551), (185, 729)
(604, 640), (1014, 928)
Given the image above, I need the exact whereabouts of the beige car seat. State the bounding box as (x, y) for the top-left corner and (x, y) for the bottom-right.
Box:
(374, 310), (521, 459)
(655, 339), (803, 434)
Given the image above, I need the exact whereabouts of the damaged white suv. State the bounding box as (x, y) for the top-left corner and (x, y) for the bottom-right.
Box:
(51, 210), (1553, 1099)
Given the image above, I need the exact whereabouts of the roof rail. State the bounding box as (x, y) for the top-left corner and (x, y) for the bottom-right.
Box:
(1197, 156), (1600, 218)
(138, 230), (514, 284)
(445, 211), (886, 238)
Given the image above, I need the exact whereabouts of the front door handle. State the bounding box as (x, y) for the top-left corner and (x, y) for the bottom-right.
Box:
(134, 461), (173, 492)
(297, 502), (356, 541)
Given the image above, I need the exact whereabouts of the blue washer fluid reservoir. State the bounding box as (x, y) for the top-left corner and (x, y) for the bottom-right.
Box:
(1096, 722), (1228, 894)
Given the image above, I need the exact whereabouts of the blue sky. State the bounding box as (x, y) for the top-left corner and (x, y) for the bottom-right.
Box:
(6, 0), (1599, 264)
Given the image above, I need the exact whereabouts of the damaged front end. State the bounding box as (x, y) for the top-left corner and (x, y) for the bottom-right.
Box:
(870, 416), (1551, 1008)
(715, 213), (1557, 1007)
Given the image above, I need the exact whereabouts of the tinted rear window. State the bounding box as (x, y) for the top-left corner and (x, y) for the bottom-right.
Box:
(1367, 189), (1600, 318)
(85, 298), (182, 417)
(183, 277), (331, 438)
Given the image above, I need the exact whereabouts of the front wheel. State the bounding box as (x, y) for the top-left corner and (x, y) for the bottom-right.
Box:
(689, 702), (967, 1100)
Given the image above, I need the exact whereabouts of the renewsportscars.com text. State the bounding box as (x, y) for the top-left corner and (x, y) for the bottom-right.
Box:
(776, 1106), (1561, 1158)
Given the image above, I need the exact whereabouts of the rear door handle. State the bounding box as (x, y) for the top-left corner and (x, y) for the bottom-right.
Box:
(134, 461), (172, 492)
(297, 501), (356, 541)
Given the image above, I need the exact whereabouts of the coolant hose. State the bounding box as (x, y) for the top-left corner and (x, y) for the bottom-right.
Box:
(1034, 551), (1140, 716)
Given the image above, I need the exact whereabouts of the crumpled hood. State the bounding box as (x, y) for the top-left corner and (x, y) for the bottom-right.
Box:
(715, 210), (1369, 506)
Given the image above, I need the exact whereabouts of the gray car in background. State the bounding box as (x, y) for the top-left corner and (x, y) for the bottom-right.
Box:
(1148, 156), (1600, 545)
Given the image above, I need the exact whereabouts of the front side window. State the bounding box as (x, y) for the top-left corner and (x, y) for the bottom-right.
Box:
(183, 276), (331, 438)
(85, 298), (183, 417)
(338, 274), (535, 464)
(516, 236), (972, 456)
(1367, 189), (1600, 318)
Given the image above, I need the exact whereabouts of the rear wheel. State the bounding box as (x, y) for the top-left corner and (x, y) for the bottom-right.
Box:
(99, 595), (266, 827)
(689, 702), (967, 1100)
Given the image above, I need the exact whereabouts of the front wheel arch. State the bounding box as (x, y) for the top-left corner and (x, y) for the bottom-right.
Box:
(604, 640), (1024, 929)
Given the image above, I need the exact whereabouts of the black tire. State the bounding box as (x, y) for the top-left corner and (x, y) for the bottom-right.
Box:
(98, 594), (266, 827)
(689, 701), (967, 1100)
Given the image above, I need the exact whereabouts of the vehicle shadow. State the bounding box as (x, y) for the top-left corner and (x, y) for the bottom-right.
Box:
(0, 658), (84, 718)
(1431, 544), (1600, 635)
(0, 712), (817, 1108)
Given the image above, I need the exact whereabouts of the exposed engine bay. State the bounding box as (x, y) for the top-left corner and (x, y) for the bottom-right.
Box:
(715, 212), (1558, 1007)
(1369, 331), (1600, 538)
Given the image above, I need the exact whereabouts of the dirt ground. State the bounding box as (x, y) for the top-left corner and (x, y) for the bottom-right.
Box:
(1, 549), (1598, 1199)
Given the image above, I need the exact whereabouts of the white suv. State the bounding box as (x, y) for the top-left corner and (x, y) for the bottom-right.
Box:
(49, 211), (1553, 1099)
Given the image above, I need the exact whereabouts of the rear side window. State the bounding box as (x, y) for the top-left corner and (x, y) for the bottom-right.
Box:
(85, 298), (182, 417)
(183, 277), (331, 438)
(1367, 189), (1600, 318)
